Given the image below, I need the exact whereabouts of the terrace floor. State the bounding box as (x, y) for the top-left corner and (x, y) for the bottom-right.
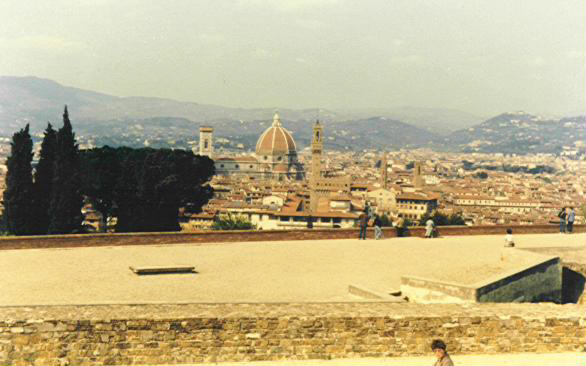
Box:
(0, 233), (583, 306)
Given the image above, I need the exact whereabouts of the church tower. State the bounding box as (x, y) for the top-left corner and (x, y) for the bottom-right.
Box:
(311, 120), (323, 183)
(199, 127), (214, 158)
(381, 152), (388, 189)
(413, 161), (423, 189)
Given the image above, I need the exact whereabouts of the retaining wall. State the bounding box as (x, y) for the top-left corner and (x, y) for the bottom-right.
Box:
(0, 224), (583, 250)
(0, 303), (583, 365)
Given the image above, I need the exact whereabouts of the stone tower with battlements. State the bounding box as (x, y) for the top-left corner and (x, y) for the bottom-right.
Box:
(308, 121), (350, 212)
(310, 121), (323, 184)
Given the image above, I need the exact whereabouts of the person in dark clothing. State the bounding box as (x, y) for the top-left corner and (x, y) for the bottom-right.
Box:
(373, 215), (383, 240)
(306, 215), (313, 229)
(558, 207), (567, 233)
(358, 212), (368, 239)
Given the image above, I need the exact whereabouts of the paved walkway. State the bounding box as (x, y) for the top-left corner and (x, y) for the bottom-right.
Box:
(0, 233), (583, 306)
(170, 353), (585, 366)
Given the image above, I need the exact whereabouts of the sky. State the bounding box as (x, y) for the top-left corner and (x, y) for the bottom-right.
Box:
(0, 0), (584, 116)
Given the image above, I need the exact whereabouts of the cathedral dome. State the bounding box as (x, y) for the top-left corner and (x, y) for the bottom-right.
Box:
(255, 112), (297, 156)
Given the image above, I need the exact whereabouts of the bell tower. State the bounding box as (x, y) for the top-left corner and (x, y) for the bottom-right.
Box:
(381, 152), (388, 189)
(311, 120), (323, 183)
(199, 127), (214, 158)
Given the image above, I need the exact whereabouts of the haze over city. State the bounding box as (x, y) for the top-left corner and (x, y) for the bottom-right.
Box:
(1, 0), (584, 116)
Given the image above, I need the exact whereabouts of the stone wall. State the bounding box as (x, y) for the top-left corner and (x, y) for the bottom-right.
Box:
(0, 303), (584, 365)
(476, 258), (561, 303)
(0, 224), (583, 251)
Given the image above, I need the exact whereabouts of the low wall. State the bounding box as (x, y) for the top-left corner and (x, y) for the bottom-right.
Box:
(0, 224), (583, 251)
(401, 257), (562, 304)
(477, 257), (561, 303)
(400, 277), (476, 303)
(0, 303), (583, 365)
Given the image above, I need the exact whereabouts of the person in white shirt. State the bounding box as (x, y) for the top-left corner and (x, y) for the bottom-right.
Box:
(504, 228), (515, 247)
(502, 228), (515, 261)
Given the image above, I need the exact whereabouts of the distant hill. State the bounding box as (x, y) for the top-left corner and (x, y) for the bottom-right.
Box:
(0, 76), (342, 134)
(446, 112), (586, 154)
(1, 76), (583, 154)
(0, 76), (441, 150)
(338, 106), (485, 134)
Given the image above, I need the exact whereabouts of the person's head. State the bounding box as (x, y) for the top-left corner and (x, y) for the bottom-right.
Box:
(570, 207), (574, 211)
(506, 228), (512, 235)
(431, 339), (447, 359)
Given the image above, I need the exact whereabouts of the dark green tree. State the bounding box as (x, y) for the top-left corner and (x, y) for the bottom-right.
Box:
(32, 123), (57, 234)
(3, 124), (35, 235)
(79, 146), (123, 231)
(48, 106), (83, 234)
(80, 147), (215, 233)
(380, 213), (393, 227)
(419, 210), (466, 226)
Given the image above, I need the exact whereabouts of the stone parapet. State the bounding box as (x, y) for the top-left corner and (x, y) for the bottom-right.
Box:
(0, 303), (584, 365)
(0, 224), (583, 251)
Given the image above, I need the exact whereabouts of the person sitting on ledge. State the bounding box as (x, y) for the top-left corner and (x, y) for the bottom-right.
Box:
(431, 339), (454, 366)
(504, 227), (515, 247)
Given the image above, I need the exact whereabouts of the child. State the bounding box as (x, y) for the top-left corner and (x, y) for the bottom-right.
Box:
(501, 228), (514, 261)
(504, 228), (515, 247)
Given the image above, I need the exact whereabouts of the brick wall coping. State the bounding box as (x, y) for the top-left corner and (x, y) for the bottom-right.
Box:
(0, 303), (583, 322)
(0, 224), (583, 251)
(0, 224), (583, 242)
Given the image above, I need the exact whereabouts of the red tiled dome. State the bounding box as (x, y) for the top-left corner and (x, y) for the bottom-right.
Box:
(255, 113), (297, 156)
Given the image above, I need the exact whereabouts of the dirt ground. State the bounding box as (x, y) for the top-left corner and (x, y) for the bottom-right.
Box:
(0, 233), (581, 306)
(175, 353), (585, 366)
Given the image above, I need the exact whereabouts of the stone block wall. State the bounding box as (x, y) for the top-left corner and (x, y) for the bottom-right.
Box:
(0, 303), (584, 365)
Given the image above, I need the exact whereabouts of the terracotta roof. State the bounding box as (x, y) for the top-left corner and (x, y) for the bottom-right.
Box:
(396, 192), (438, 201)
(255, 113), (297, 156)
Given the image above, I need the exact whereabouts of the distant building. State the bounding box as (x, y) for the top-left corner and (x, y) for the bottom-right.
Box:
(214, 113), (304, 181)
(396, 192), (439, 220)
(198, 127), (214, 158)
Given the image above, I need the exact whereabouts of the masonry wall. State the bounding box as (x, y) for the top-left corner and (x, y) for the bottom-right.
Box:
(0, 224), (584, 251)
(0, 303), (584, 365)
(477, 258), (562, 303)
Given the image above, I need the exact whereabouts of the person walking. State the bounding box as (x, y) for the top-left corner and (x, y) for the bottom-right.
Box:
(425, 217), (435, 238)
(358, 212), (368, 240)
(374, 214), (383, 240)
(558, 207), (567, 233)
(431, 339), (454, 366)
(567, 207), (575, 234)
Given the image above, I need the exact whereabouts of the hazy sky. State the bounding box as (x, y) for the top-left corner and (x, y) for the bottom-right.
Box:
(0, 0), (584, 116)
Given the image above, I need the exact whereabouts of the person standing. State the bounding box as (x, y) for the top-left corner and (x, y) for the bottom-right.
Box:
(358, 212), (368, 240)
(374, 214), (383, 240)
(431, 339), (454, 366)
(425, 217), (435, 238)
(396, 216), (407, 237)
(567, 207), (575, 234)
(558, 207), (567, 233)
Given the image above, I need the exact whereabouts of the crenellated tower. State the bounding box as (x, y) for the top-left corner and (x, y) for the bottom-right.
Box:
(310, 120), (323, 184)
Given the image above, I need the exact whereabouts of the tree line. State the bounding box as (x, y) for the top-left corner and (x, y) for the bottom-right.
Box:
(2, 106), (215, 235)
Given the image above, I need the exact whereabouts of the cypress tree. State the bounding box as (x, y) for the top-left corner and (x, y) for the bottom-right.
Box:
(32, 123), (57, 234)
(3, 124), (35, 235)
(48, 106), (83, 234)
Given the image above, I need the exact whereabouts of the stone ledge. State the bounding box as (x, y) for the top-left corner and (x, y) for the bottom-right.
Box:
(0, 224), (583, 251)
